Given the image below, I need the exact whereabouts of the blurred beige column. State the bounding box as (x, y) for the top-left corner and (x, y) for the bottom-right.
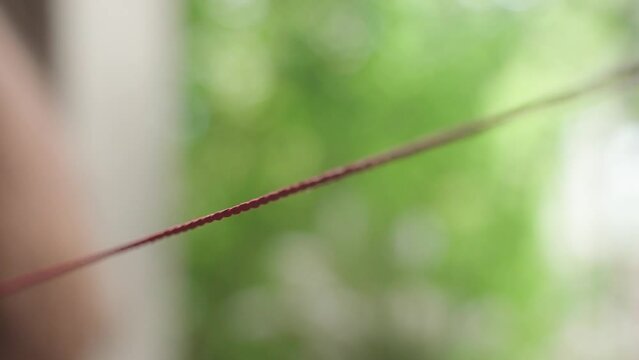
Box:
(51, 1), (183, 359)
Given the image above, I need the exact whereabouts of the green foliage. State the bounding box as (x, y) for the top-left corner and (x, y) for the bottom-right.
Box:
(184, 1), (625, 359)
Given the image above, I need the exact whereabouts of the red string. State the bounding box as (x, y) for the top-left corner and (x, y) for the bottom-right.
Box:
(1, 62), (638, 297)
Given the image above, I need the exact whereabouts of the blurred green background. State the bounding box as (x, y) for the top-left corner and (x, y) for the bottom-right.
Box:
(184, 0), (633, 359)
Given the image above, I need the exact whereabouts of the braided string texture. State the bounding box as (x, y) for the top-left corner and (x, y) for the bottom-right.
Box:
(1, 62), (638, 297)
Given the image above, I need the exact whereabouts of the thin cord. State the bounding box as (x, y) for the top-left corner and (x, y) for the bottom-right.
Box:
(1, 62), (638, 297)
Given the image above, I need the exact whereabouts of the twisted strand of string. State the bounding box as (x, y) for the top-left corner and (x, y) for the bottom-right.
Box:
(1, 62), (638, 297)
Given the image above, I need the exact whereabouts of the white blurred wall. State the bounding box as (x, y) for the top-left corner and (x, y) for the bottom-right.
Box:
(51, 1), (183, 359)
(543, 98), (639, 359)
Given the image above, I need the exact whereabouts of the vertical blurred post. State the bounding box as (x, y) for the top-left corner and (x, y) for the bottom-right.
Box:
(52, 1), (183, 359)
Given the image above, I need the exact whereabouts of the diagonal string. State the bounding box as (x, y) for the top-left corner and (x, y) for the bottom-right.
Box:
(1, 62), (639, 297)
